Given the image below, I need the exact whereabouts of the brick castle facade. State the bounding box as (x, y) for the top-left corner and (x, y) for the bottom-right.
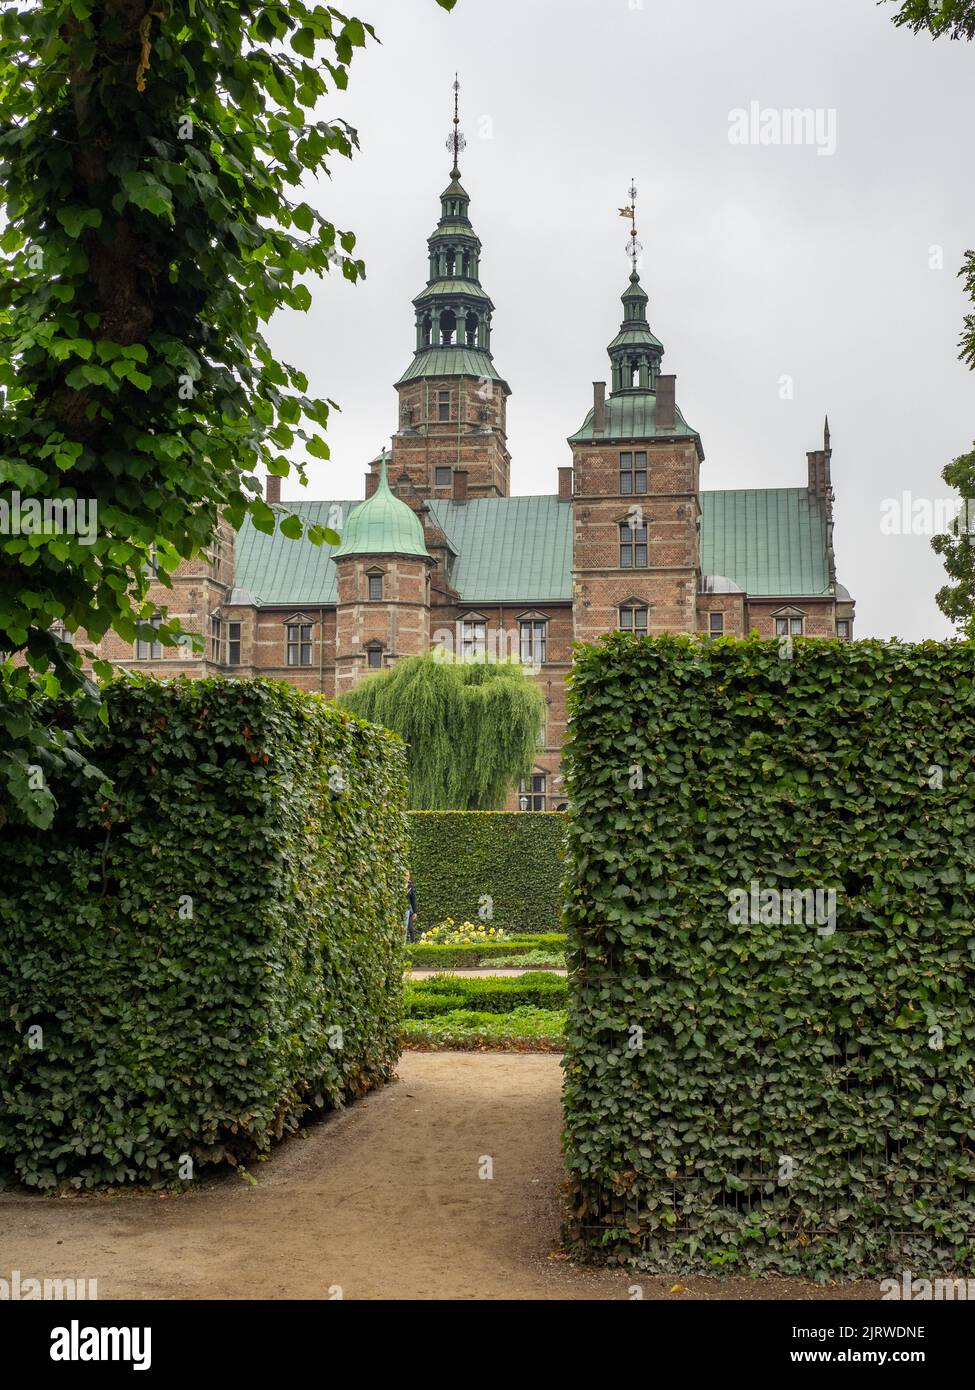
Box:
(87, 135), (855, 811)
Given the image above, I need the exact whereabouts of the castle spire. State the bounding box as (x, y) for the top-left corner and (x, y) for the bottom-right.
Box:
(395, 75), (508, 398)
(448, 72), (464, 179)
(607, 180), (663, 395)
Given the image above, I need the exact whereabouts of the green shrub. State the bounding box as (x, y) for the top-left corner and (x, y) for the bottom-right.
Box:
(562, 634), (975, 1278)
(403, 1005), (566, 1050)
(406, 934), (566, 969)
(486, 951), (564, 969)
(0, 677), (407, 1189)
(404, 972), (567, 1017)
(408, 811), (565, 933)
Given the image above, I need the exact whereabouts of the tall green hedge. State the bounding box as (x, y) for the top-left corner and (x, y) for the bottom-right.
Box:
(407, 811), (565, 933)
(0, 677), (407, 1189)
(562, 634), (975, 1278)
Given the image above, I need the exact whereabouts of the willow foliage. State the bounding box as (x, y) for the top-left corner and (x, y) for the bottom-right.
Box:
(339, 653), (545, 810)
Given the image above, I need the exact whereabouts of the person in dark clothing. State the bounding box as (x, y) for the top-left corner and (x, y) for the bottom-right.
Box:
(404, 871), (419, 943)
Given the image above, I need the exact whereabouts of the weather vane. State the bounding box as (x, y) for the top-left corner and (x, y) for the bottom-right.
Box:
(619, 178), (643, 272)
(446, 73), (466, 176)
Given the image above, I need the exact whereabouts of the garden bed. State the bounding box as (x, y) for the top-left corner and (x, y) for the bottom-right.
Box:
(406, 934), (565, 970)
(402, 971), (567, 1051)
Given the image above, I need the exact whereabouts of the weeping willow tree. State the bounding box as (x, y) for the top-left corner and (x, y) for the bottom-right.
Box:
(339, 652), (545, 809)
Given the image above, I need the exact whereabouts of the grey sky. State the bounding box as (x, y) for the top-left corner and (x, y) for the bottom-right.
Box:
(267, 0), (975, 640)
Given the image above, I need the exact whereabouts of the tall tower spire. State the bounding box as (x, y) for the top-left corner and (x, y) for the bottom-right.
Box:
(448, 72), (464, 179)
(390, 77), (511, 499)
(607, 180), (663, 395)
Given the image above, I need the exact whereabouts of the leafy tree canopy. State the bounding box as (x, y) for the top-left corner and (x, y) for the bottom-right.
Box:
(931, 444), (975, 636)
(339, 652), (546, 810)
(0, 0), (456, 827)
(885, 0), (975, 40)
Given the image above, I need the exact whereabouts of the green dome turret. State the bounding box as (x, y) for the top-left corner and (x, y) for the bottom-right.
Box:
(332, 456), (430, 560)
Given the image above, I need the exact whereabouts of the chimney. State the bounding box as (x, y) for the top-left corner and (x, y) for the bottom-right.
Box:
(265, 474), (281, 504)
(807, 450), (830, 498)
(364, 470), (378, 499)
(593, 381), (606, 434)
(656, 375), (676, 431)
(452, 469), (468, 503)
(558, 466), (573, 500)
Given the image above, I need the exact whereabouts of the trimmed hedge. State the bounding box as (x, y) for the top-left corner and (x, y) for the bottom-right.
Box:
(0, 677), (407, 1189)
(407, 811), (565, 933)
(406, 934), (566, 969)
(404, 971), (568, 1017)
(403, 1006), (566, 1051)
(562, 634), (975, 1278)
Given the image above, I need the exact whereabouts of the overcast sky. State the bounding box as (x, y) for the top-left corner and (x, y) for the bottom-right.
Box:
(266, 0), (975, 640)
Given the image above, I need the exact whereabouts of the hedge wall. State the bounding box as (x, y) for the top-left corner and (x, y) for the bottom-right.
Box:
(562, 634), (975, 1278)
(0, 677), (407, 1189)
(407, 810), (565, 933)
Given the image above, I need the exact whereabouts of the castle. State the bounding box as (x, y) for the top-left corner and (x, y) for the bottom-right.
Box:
(97, 115), (856, 812)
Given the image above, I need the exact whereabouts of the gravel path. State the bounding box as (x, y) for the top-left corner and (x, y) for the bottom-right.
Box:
(1, 1054), (883, 1301)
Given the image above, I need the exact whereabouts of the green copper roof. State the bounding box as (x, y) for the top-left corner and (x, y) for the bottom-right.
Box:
(427, 496), (573, 601)
(233, 485), (834, 610)
(234, 500), (354, 605)
(607, 324), (664, 352)
(414, 279), (492, 304)
(568, 392), (699, 443)
(331, 458), (429, 560)
(396, 346), (508, 387)
(701, 488), (831, 597)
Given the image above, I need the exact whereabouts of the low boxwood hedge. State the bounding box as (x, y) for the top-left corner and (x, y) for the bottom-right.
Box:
(0, 677), (408, 1189)
(403, 1006), (566, 1051)
(408, 811), (565, 933)
(406, 934), (566, 969)
(404, 971), (568, 1017)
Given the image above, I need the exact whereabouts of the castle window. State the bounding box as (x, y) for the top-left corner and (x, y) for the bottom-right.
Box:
(465, 312), (478, 347)
(775, 614), (804, 637)
(709, 612), (725, 638)
(438, 390), (451, 422)
(618, 603), (648, 636)
(209, 614), (223, 664)
(620, 451), (647, 496)
(135, 612), (162, 661)
(439, 310), (456, 346)
(445, 250), (456, 276)
(368, 573), (383, 601)
(837, 619), (852, 640)
(435, 466), (452, 487)
(228, 621), (241, 666)
(461, 616), (486, 659)
(619, 520), (648, 568)
(287, 620), (313, 666)
(520, 618), (547, 665)
(421, 314), (432, 348)
(519, 773), (546, 811)
(462, 252), (471, 276)
(367, 645), (383, 670)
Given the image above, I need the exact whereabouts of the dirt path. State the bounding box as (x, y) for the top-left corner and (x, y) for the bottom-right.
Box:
(1, 1054), (882, 1301)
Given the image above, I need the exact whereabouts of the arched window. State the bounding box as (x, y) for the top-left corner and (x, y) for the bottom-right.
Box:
(465, 312), (478, 347)
(439, 309), (456, 346)
(421, 314), (432, 347)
